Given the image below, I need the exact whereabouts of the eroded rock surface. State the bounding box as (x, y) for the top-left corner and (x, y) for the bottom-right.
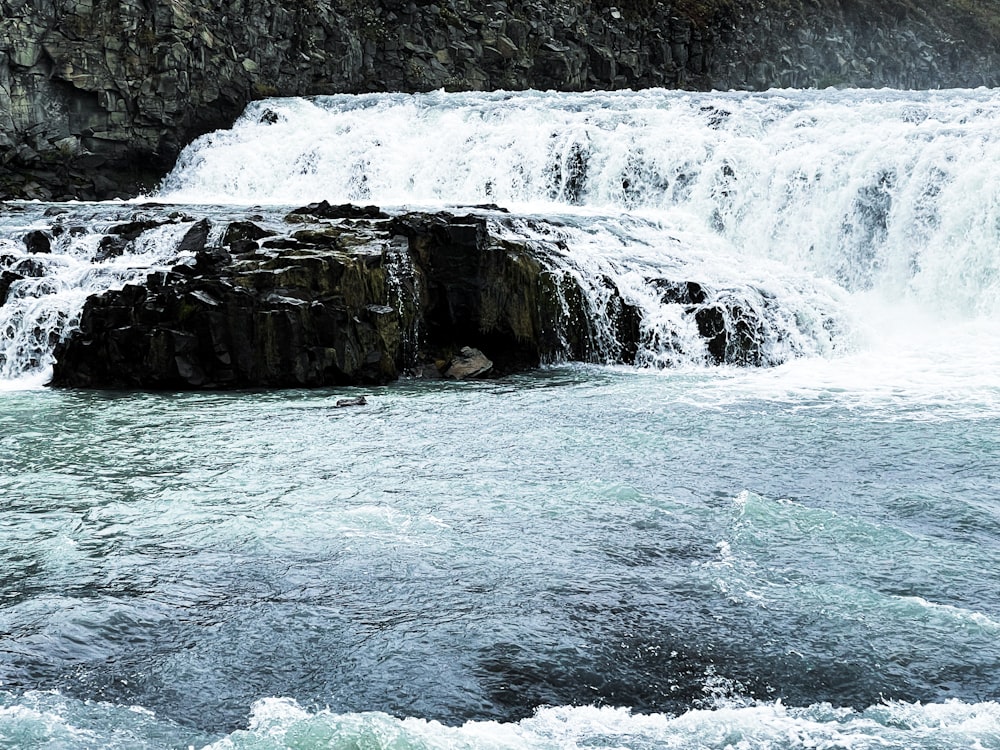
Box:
(48, 207), (644, 387)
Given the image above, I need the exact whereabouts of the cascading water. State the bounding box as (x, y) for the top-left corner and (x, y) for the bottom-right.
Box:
(0, 209), (203, 386)
(154, 88), (1000, 382)
(12, 88), (1000, 382)
(157, 87), (1000, 318)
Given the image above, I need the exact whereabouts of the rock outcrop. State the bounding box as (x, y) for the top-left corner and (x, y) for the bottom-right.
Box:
(2, 0), (999, 200)
(48, 206), (647, 388)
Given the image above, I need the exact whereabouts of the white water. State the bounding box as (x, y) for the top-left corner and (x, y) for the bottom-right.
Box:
(156, 88), (1000, 404)
(208, 697), (1000, 750)
(158, 87), (1000, 313)
(5, 690), (1000, 749)
(3, 89), (1000, 388)
(0, 213), (199, 386)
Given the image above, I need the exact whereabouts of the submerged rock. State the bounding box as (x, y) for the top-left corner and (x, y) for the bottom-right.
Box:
(335, 396), (368, 407)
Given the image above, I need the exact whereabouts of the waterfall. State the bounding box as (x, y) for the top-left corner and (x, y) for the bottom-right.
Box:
(0, 208), (202, 386)
(3, 88), (1000, 383)
(158, 88), (1000, 316)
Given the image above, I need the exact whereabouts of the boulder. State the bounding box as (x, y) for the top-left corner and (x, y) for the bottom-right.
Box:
(47, 204), (803, 388)
(23, 230), (51, 254)
(0, 270), (23, 306)
(49, 206), (649, 388)
(335, 396), (368, 407)
(445, 347), (494, 379)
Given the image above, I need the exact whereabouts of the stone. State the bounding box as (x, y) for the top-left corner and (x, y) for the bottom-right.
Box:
(222, 221), (275, 248)
(0, 270), (24, 306)
(23, 230), (51, 254)
(335, 395), (368, 407)
(49, 205), (649, 388)
(286, 201), (389, 221)
(12, 257), (47, 277)
(444, 346), (493, 379)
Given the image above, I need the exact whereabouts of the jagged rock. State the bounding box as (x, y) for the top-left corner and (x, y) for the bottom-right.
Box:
(287, 202), (390, 221)
(176, 219), (212, 255)
(445, 347), (493, 379)
(2, 0), (1000, 200)
(222, 221), (275, 250)
(335, 396), (368, 407)
(390, 211), (642, 371)
(49, 207), (649, 389)
(95, 216), (185, 261)
(11, 257), (46, 277)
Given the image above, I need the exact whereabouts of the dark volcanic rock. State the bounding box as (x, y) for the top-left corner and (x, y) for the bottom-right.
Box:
(23, 230), (51, 254)
(0, 270), (23, 306)
(3, 0), (1000, 199)
(222, 221), (275, 250)
(287, 202), (390, 222)
(49, 206), (654, 389)
(334, 395), (368, 407)
(51, 230), (403, 389)
(390, 211), (642, 372)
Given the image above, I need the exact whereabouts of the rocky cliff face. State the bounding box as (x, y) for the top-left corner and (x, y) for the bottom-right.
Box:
(2, 0), (999, 200)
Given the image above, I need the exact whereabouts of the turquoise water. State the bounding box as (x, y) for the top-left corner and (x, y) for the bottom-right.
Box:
(4, 87), (1000, 747)
(3, 365), (1000, 748)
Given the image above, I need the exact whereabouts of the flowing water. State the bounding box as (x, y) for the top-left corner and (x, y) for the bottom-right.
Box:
(2, 88), (1000, 748)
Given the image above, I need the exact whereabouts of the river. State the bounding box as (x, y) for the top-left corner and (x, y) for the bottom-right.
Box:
(1, 88), (999, 749)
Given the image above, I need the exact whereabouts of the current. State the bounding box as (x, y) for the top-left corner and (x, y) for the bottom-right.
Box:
(1, 87), (1000, 749)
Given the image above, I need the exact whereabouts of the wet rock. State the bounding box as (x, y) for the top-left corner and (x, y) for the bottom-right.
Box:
(49, 205), (629, 388)
(0, 270), (24, 306)
(445, 346), (493, 379)
(650, 279), (707, 305)
(23, 230), (51, 254)
(12, 257), (47, 278)
(48, 204), (799, 388)
(95, 217), (183, 261)
(334, 395), (368, 407)
(287, 202), (390, 221)
(694, 292), (771, 366)
(94, 235), (129, 262)
(111, 219), (174, 241)
(176, 219), (212, 255)
(51, 211), (408, 389)
(222, 221), (275, 249)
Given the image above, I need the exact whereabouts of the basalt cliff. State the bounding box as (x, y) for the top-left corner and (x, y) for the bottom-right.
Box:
(2, 0), (999, 200)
